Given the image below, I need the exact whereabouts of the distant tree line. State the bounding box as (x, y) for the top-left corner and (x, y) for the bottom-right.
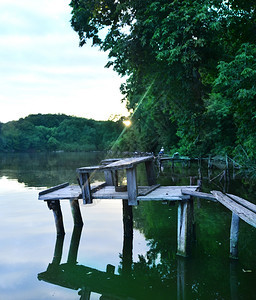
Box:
(0, 114), (122, 152)
(70, 0), (256, 163)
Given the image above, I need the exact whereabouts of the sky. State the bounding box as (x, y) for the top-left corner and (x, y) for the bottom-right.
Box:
(0, 0), (128, 123)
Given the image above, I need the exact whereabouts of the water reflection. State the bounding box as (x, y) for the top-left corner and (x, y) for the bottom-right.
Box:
(38, 200), (136, 299)
(0, 152), (106, 187)
(2, 152), (256, 299)
(38, 198), (256, 300)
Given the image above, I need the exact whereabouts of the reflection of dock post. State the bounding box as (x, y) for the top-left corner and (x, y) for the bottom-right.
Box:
(47, 200), (65, 236)
(177, 257), (186, 300)
(177, 198), (194, 257)
(52, 234), (65, 265)
(122, 199), (133, 275)
(78, 287), (91, 300)
(230, 213), (240, 259)
(45, 232), (65, 272)
(67, 225), (83, 265)
(70, 198), (83, 226)
(230, 260), (238, 300)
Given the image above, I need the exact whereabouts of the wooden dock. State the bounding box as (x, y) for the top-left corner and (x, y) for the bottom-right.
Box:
(38, 156), (256, 259)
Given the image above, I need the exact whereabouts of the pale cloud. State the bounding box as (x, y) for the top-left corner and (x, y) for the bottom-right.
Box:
(0, 0), (128, 123)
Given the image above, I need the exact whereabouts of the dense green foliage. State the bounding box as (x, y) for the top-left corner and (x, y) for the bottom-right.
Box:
(70, 0), (256, 161)
(0, 114), (122, 152)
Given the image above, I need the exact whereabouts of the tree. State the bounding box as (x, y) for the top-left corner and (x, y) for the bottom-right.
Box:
(70, 0), (256, 159)
(0, 114), (122, 152)
(212, 43), (256, 159)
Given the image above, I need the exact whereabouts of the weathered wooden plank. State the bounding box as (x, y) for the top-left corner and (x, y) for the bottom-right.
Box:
(39, 183), (106, 201)
(39, 185), (81, 201)
(227, 193), (256, 214)
(92, 186), (128, 199)
(230, 213), (240, 259)
(138, 184), (160, 196)
(181, 189), (217, 202)
(91, 185), (196, 201)
(103, 156), (154, 171)
(91, 182), (107, 193)
(39, 182), (69, 196)
(137, 186), (197, 201)
(211, 191), (256, 228)
(100, 158), (121, 165)
(77, 165), (104, 173)
(126, 167), (138, 205)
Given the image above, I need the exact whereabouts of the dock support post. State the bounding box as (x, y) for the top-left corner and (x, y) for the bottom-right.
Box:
(69, 198), (83, 226)
(230, 213), (240, 259)
(104, 170), (114, 185)
(145, 160), (156, 186)
(177, 199), (194, 257)
(126, 167), (138, 205)
(104, 170), (118, 186)
(79, 173), (92, 204)
(47, 200), (65, 236)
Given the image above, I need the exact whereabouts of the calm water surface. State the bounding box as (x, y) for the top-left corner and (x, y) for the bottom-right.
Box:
(0, 152), (256, 299)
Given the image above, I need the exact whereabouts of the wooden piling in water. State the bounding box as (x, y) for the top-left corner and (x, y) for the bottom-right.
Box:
(69, 198), (83, 226)
(177, 199), (194, 257)
(47, 200), (65, 236)
(230, 213), (240, 259)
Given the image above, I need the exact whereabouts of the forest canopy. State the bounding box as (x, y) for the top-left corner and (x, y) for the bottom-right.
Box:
(0, 114), (122, 152)
(70, 0), (256, 161)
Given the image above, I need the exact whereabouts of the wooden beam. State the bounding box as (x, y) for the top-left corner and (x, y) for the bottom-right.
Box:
(104, 156), (154, 171)
(39, 182), (69, 196)
(211, 191), (256, 228)
(227, 193), (256, 214)
(181, 189), (217, 202)
(138, 184), (160, 196)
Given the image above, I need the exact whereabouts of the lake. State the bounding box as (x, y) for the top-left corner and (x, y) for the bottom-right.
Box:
(0, 152), (256, 299)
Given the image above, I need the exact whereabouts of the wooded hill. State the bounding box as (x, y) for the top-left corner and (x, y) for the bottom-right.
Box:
(0, 114), (122, 152)
(70, 0), (256, 164)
